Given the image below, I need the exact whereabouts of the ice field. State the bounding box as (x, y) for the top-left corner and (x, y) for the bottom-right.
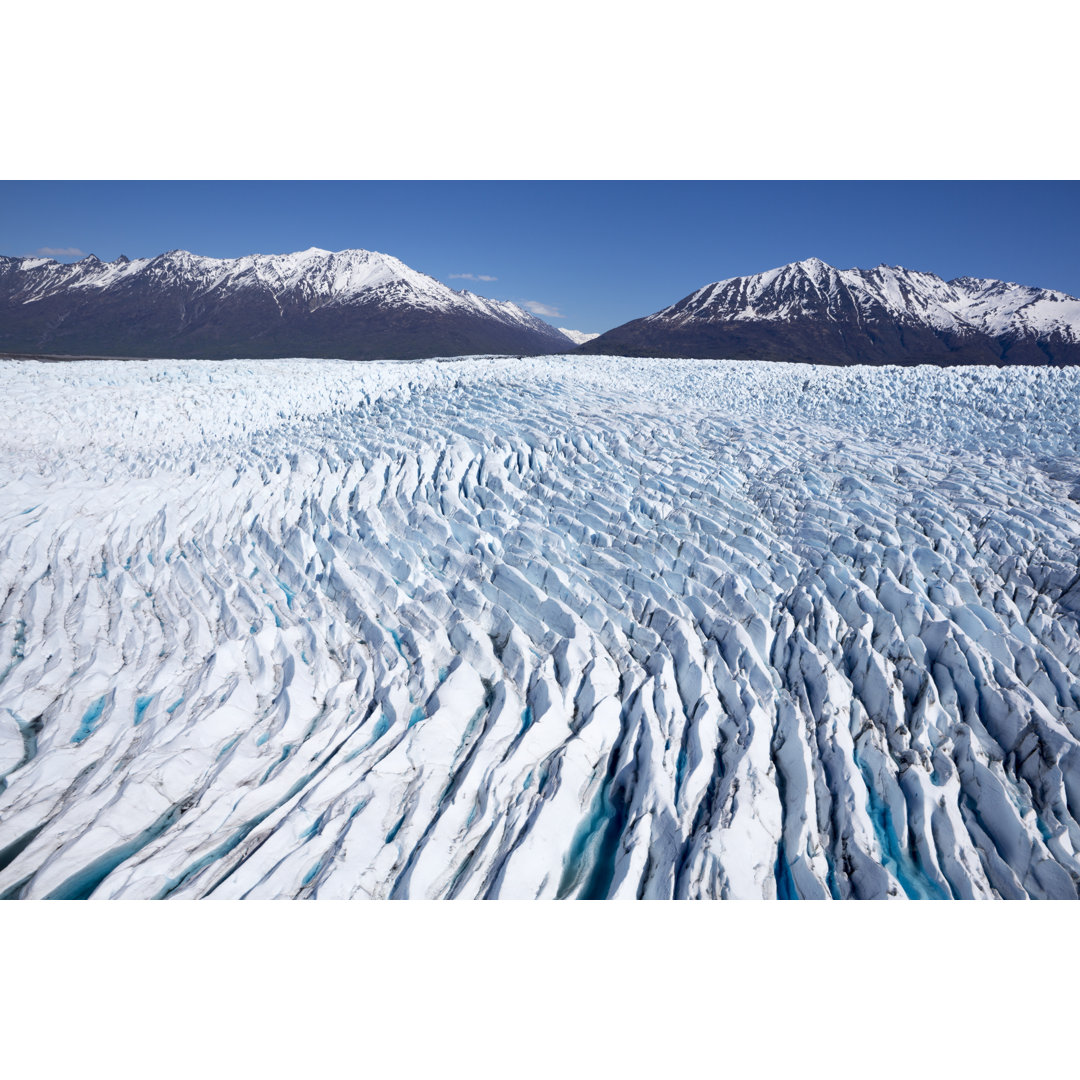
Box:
(1, 354), (1079, 898)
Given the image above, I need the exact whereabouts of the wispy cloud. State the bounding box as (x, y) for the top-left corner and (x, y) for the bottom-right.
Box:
(36, 246), (85, 257)
(522, 300), (564, 318)
(448, 272), (498, 282)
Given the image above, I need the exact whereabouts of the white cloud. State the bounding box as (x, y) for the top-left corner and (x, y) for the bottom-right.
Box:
(522, 300), (564, 318)
(448, 272), (498, 282)
(36, 246), (86, 257)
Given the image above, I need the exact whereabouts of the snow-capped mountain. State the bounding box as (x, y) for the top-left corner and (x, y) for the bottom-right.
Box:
(558, 328), (599, 345)
(0, 248), (571, 360)
(579, 257), (1080, 365)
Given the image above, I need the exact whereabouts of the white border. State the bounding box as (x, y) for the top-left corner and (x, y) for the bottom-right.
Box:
(6, 3), (1080, 179)
(7, 901), (1080, 1074)
(4, 3), (1079, 1072)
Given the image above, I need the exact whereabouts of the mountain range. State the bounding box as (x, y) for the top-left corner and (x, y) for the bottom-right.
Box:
(2, 250), (1080, 365)
(0, 248), (569, 360)
(577, 257), (1080, 365)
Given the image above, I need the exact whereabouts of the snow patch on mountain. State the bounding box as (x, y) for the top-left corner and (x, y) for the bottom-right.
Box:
(559, 328), (599, 344)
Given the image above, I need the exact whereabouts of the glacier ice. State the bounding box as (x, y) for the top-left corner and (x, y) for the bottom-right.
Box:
(1, 354), (1079, 899)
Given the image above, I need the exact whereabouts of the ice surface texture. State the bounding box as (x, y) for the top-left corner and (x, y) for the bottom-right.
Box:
(1, 355), (1079, 899)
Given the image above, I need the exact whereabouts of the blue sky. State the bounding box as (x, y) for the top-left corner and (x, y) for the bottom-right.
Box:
(3, 181), (1078, 334)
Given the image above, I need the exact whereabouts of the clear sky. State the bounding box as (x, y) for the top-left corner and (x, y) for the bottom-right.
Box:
(3, 181), (1078, 334)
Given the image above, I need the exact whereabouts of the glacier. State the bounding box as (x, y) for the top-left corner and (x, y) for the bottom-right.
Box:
(1, 354), (1079, 899)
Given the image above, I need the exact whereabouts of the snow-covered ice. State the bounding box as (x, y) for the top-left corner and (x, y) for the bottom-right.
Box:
(1, 354), (1079, 899)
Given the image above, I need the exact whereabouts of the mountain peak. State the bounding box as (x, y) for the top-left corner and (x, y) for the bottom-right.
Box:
(789, 256), (837, 287)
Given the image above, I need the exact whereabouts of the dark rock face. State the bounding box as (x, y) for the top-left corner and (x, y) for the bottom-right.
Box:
(577, 319), (1077, 366)
(577, 258), (1080, 365)
(0, 249), (570, 361)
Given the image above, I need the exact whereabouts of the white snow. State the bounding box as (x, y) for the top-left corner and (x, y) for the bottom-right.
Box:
(1, 354), (1079, 899)
(559, 329), (600, 345)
